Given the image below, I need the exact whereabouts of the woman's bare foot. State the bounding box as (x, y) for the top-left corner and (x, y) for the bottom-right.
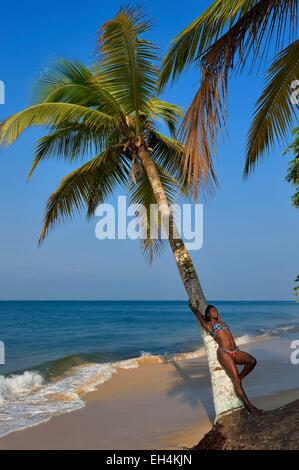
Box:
(248, 405), (264, 417)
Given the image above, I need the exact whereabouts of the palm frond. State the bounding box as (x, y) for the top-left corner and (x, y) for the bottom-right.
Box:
(0, 103), (116, 146)
(146, 98), (183, 137)
(34, 60), (94, 102)
(245, 40), (299, 175)
(28, 124), (107, 180)
(192, 0), (297, 188)
(96, 5), (158, 127)
(27, 121), (126, 181)
(198, 0), (298, 76)
(85, 150), (131, 217)
(160, 0), (298, 195)
(39, 148), (130, 243)
(34, 59), (125, 118)
(287, 161), (299, 208)
(286, 127), (299, 208)
(178, 79), (219, 199)
(159, 0), (259, 90)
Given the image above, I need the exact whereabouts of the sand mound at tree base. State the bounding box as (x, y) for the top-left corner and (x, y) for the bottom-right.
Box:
(191, 399), (299, 450)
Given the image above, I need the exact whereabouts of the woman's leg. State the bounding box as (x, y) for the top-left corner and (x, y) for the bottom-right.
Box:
(234, 350), (257, 381)
(217, 348), (263, 416)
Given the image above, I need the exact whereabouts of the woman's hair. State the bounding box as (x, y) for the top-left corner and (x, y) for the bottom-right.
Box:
(205, 304), (216, 321)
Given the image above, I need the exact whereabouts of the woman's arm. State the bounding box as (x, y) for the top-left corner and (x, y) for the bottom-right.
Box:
(189, 301), (210, 333)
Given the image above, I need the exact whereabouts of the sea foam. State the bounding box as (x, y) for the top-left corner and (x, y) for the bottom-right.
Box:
(0, 371), (44, 404)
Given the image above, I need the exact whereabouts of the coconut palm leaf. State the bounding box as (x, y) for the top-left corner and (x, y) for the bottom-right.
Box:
(286, 158), (299, 208)
(28, 125), (102, 180)
(160, 0), (297, 88)
(96, 5), (158, 128)
(0, 103), (117, 146)
(39, 148), (130, 243)
(34, 60), (94, 101)
(160, 0), (298, 194)
(286, 127), (299, 207)
(146, 99), (183, 137)
(34, 59), (125, 118)
(159, 0), (261, 90)
(85, 150), (131, 218)
(27, 123), (121, 180)
(245, 40), (299, 175)
(198, 0), (297, 75)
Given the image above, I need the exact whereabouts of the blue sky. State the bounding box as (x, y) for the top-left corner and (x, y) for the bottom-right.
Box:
(0, 0), (298, 300)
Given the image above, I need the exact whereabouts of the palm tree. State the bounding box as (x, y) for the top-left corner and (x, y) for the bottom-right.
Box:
(159, 0), (299, 190)
(286, 128), (299, 208)
(294, 276), (299, 302)
(286, 132), (299, 299)
(0, 7), (242, 418)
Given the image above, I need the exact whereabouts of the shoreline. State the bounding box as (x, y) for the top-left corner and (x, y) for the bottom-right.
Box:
(0, 334), (298, 449)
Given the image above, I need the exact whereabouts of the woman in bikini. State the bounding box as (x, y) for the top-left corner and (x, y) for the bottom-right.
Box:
(189, 302), (263, 416)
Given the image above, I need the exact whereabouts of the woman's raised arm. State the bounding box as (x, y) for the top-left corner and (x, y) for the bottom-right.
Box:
(188, 301), (210, 333)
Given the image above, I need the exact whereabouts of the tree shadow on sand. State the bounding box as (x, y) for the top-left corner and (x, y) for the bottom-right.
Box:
(165, 359), (214, 426)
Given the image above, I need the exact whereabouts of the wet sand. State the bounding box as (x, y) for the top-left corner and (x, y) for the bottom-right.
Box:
(0, 336), (298, 449)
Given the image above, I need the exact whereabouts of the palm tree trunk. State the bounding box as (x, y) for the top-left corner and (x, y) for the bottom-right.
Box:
(137, 142), (243, 419)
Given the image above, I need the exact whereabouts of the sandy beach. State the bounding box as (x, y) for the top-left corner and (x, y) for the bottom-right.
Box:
(0, 334), (298, 450)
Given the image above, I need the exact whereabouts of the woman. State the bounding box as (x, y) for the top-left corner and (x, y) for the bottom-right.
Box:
(189, 302), (263, 416)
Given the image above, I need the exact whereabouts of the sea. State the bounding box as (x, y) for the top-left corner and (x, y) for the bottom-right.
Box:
(0, 300), (298, 437)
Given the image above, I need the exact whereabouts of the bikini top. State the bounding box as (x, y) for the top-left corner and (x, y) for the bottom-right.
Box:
(209, 321), (229, 338)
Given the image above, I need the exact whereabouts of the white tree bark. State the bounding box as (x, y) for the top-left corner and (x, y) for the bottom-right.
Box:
(138, 143), (243, 419)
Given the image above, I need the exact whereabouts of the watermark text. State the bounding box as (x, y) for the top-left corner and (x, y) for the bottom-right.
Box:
(290, 80), (299, 105)
(94, 196), (203, 251)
